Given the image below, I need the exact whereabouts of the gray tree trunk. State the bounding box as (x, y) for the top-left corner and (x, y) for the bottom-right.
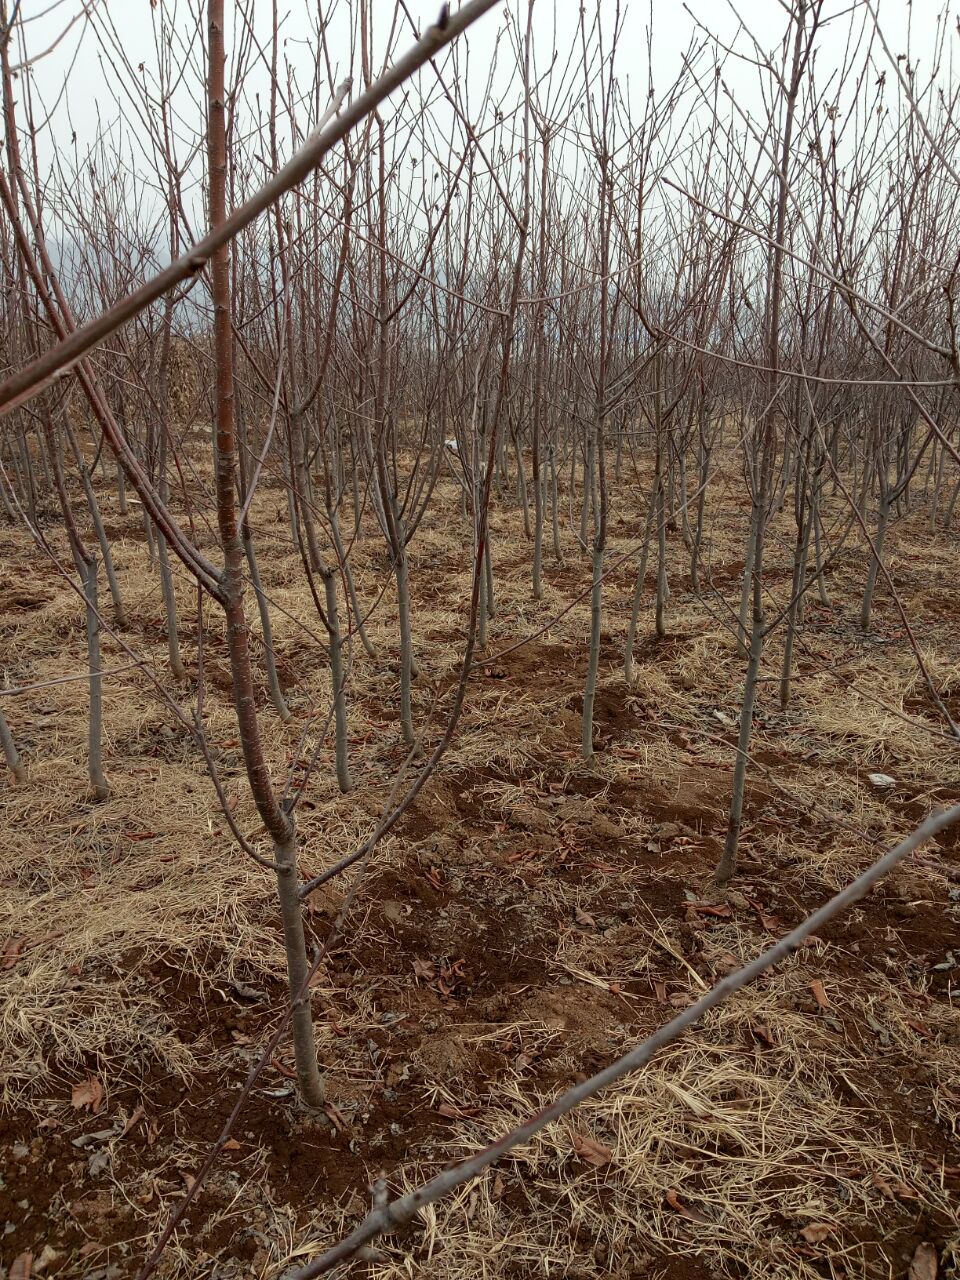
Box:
(0, 704), (25, 783)
(83, 557), (109, 802)
(274, 833), (326, 1107)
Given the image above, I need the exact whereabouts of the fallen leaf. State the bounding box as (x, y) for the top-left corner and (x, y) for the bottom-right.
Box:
(33, 1245), (60, 1273)
(871, 1172), (895, 1199)
(413, 957), (434, 980)
(799, 1223), (832, 1244)
(890, 1179), (919, 1200)
(653, 980), (668, 1004)
(465, 1188), (479, 1222)
(713, 951), (739, 974)
(908, 1242), (938, 1280)
(906, 1019), (933, 1039)
(692, 903), (733, 918)
(436, 1101), (481, 1120)
(865, 1011), (890, 1044)
(118, 1105), (145, 1139)
(574, 907), (597, 928)
(809, 979), (830, 1009)
(665, 1188), (711, 1224)
(10, 1252), (33, 1280)
(868, 772), (896, 790)
(222, 1138), (241, 1152)
(179, 1170), (196, 1193)
(136, 1178), (158, 1206)
(2, 936), (25, 969)
(571, 1132), (613, 1166)
(71, 1075), (104, 1114)
(71, 1127), (114, 1149)
(750, 1023), (776, 1048)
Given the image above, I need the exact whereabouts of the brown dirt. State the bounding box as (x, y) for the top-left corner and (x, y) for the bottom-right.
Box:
(2, 454), (960, 1280)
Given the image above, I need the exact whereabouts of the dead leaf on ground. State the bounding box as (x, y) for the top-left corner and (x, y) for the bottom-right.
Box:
(222, 1138), (241, 1152)
(413, 957), (434, 980)
(574, 907), (597, 928)
(750, 1022), (776, 1048)
(33, 1245), (60, 1273)
(799, 1223), (832, 1244)
(909, 1242), (938, 1280)
(571, 1132), (613, 1166)
(2, 936), (25, 969)
(10, 1252), (33, 1280)
(665, 1188), (711, 1224)
(436, 1101), (482, 1120)
(809, 979), (830, 1009)
(71, 1075), (104, 1114)
(871, 1171), (919, 1201)
(118, 1105), (145, 1139)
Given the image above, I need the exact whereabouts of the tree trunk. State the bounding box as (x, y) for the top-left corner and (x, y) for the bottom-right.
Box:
(716, 560), (763, 884)
(207, 0), (322, 1107)
(581, 543), (604, 759)
(0, 704), (25, 783)
(655, 475), (668, 638)
(78, 462), (126, 628)
(396, 540), (416, 745)
(273, 834), (326, 1105)
(861, 490), (890, 630)
(323, 567), (352, 793)
(330, 510), (376, 658)
(623, 480), (658, 683)
(242, 525), (291, 721)
(82, 557), (109, 802)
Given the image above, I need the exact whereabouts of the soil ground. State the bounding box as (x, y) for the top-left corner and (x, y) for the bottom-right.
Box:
(2, 450), (959, 1280)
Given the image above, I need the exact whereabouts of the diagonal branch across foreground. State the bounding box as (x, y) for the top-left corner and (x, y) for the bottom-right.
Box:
(287, 802), (960, 1278)
(0, 0), (504, 418)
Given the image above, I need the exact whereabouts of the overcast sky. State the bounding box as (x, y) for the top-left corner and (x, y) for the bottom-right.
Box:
(17, 3), (951, 131)
(11, 0), (955, 228)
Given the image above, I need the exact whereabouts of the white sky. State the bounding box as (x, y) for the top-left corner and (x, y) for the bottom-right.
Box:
(17, 1), (952, 153)
(10, 0), (956, 260)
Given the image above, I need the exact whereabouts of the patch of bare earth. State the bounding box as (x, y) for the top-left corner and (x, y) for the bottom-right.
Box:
(2, 459), (959, 1279)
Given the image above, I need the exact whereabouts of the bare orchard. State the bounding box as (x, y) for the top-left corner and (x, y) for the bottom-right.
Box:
(1, 3), (959, 1279)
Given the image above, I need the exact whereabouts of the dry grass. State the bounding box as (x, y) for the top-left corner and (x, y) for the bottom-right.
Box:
(1, 449), (959, 1278)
